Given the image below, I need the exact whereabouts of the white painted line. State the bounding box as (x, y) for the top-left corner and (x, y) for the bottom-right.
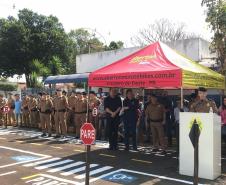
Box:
(87, 169), (121, 185)
(75, 166), (113, 179)
(38, 174), (81, 185)
(0, 146), (48, 157)
(155, 154), (165, 157)
(61, 164), (98, 176)
(47, 161), (85, 173)
(121, 169), (204, 185)
(0, 171), (17, 176)
(0, 146), (50, 168)
(23, 158), (61, 167)
(35, 159), (73, 170)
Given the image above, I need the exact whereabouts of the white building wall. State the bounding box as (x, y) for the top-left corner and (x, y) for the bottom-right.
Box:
(76, 47), (141, 73)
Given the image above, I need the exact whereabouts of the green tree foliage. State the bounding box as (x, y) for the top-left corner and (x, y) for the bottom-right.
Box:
(202, 0), (226, 74)
(68, 28), (105, 54)
(48, 56), (63, 75)
(106, 41), (124, 50)
(0, 9), (72, 87)
(0, 83), (17, 91)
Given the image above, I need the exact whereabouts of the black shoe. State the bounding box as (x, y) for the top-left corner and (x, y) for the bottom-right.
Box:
(133, 147), (138, 151)
(48, 134), (52, 137)
(54, 135), (61, 138)
(113, 146), (118, 151)
(152, 148), (159, 152)
(125, 147), (129, 151)
(161, 150), (167, 155)
(41, 133), (46, 137)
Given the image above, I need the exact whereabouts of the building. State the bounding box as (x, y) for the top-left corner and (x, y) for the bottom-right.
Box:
(76, 38), (217, 73)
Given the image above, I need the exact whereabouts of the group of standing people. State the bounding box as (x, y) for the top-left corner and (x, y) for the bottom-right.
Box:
(1, 86), (226, 153)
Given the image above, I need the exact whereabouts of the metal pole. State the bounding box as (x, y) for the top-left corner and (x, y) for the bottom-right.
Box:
(85, 86), (91, 185)
(180, 87), (184, 108)
(194, 123), (199, 185)
(85, 145), (91, 185)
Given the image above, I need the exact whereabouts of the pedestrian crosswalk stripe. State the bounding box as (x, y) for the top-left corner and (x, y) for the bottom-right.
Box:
(74, 166), (113, 179)
(47, 161), (85, 173)
(60, 164), (99, 176)
(35, 159), (74, 170)
(23, 158), (61, 167)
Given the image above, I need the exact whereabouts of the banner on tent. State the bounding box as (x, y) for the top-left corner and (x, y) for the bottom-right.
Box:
(183, 71), (225, 89)
(89, 70), (182, 88)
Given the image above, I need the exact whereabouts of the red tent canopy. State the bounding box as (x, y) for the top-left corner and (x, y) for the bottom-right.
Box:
(89, 42), (182, 88)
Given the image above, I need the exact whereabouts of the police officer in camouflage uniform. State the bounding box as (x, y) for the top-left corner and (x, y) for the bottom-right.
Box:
(74, 92), (87, 138)
(28, 94), (38, 128)
(67, 90), (77, 127)
(53, 89), (68, 138)
(88, 91), (100, 139)
(39, 92), (53, 137)
(22, 95), (30, 127)
(190, 87), (218, 113)
(0, 94), (7, 128)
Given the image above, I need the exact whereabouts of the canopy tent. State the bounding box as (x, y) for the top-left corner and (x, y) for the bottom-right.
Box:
(44, 73), (89, 84)
(88, 42), (225, 89)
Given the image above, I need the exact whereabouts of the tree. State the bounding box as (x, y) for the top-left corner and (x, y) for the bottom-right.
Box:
(0, 9), (72, 87)
(131, 18), (197, 46)
(202, 0), (226, 74)
(68, 28), (105, 54)
(105, 41), (124, 50)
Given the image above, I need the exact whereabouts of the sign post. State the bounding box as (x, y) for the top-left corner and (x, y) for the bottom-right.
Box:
(80, 122), (96, 185)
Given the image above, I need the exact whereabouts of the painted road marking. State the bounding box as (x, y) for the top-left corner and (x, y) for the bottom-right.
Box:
(74, 149), (84, 153)
(75, 166), (113, 179)
(15, 140), (24, 143)
(0, 171), (17, 176)
(23, 158), (61, 167)
(61, 164), (98, 176)
(131, 159), (152, 164)
(50, 146), (63, 149)
(47, 161), (85, 173)
(99, 153), (116, 158)
(0, 146), (50, 168)
(30, 143), (42, 146)
(121, 169), (204, 185)
(21, 173), (80, 185)
(21, 174), (40, 180)
(35, 159), (74, 170)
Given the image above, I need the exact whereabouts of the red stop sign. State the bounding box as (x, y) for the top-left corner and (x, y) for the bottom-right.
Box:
(80, 123), (96, 145)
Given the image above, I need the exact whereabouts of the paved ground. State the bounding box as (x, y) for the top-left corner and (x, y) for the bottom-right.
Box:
(0, 127), (226, 185)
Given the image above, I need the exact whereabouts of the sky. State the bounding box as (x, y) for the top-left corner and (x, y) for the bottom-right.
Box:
(0, 0), (211, 47)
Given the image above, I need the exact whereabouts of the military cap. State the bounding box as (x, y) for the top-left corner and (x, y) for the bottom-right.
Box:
(198, 87), (207, 92)
(89, 91), (96, 95)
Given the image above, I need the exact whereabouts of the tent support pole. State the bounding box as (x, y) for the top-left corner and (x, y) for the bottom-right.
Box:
(86, 87), (91, 123)
(181, 87), (184, 108)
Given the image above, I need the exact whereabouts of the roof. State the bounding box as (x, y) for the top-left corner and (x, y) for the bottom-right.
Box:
(44, 73), (89, 84)
(88, 42), (224, 89)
